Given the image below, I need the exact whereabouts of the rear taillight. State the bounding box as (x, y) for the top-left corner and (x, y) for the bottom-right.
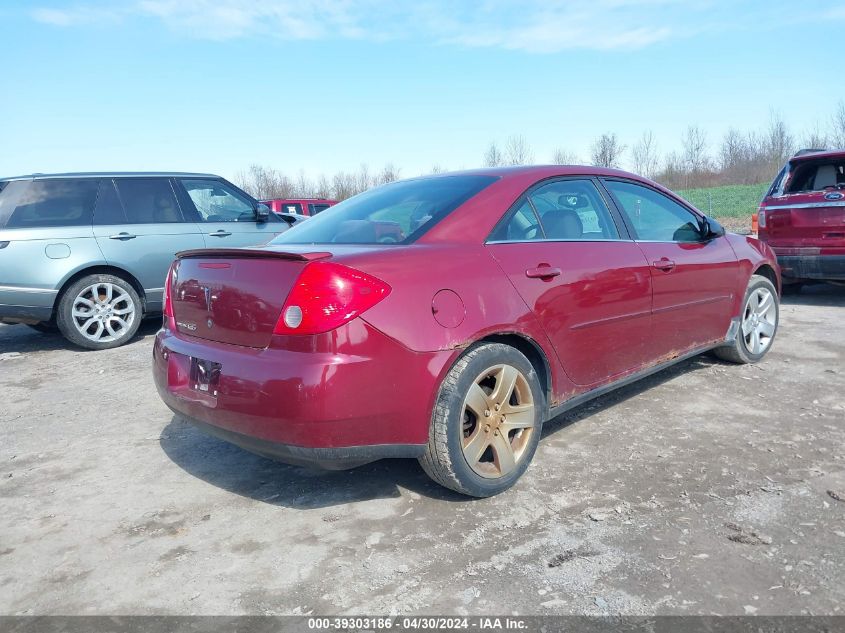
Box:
(163, 263), (176, 326)
(757, 207), (767, 229)
(273, 262), (391, 335)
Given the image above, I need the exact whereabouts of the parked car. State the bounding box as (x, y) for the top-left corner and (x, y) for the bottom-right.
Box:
(758, 148), (845, 287)
(153, 166), (780, 497)
(261, 198), (337, 217)
(0, 172), (297, 350)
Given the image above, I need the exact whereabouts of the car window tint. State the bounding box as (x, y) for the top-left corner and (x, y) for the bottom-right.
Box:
(271, 175), (496, 245)
(489, 198), (543, 242)
(181, 179), (255, 223)
(309, 203), (330, 214)
(604, 180), (702, 242)
(1, 178), (98, 228)
(530, 179), (619, 241)
(114, 178), (183, 224)
(93, 179), (127, 225)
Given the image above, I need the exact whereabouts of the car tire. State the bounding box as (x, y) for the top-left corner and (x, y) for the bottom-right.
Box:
(419, 343), (545, 497)
(56, 274), (143, 350)
(714, 274), (779, 364)
(26, 321), (59, 334)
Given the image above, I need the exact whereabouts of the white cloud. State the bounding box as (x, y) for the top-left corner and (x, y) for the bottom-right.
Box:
(32, 0), (841, 53)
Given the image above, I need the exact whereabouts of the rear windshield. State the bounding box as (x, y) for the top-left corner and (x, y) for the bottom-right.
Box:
(785, 160), (845, 193)
(0, 178), (99, 229)
(270, 175), (497, 245)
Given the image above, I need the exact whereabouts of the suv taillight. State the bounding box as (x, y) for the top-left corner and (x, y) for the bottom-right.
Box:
(757, 207), (767, 229)
(273, 262), (391, 335)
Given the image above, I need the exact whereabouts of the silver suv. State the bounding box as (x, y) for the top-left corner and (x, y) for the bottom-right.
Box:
(0, 172), (295, 349)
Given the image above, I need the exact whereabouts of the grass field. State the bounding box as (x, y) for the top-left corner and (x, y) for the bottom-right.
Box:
(676, 182), (769, 219)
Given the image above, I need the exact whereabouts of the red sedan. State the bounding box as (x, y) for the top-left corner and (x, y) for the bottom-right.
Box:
(153, 166), (780, 497)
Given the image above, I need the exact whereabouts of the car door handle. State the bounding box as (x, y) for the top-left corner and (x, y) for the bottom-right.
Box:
(525, 266), (562, 279)
(109, 232), (136, 240)
(652, 258), (676, 272)
(208, 230), (232, 237)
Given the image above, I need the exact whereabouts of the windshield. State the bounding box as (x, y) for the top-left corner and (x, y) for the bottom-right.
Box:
(270, 175), (496, 245)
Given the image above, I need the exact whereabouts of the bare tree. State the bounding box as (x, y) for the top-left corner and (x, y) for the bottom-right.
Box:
(802, 123), (829, 151)
(830, 100), (845, 148)
(762, 112), (795, 171)
(236, 164), (294, 199)
(314, 174), (332, 199)
(429, 164), (447, 174)
(590, 133), (625, 168)
(552, 148), (579, 165)
(374, 163), (400, 186)
(631, 131), (658, 178)
(682, 126), (710, 175)
(332, 171), (357, 201)
(504, 135), (534, 165)
(483, 142), (504, 167)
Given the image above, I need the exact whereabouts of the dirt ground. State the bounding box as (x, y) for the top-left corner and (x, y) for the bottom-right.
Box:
(1, 285), (844, 616)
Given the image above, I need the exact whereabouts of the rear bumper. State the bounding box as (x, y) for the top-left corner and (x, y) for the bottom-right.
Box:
(777, 255), (845, 281)
(152, 320), (453, 468)
(176, 415), (424, 469)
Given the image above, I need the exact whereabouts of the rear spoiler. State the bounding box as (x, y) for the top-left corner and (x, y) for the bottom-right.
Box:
(176, 248), (332, 261)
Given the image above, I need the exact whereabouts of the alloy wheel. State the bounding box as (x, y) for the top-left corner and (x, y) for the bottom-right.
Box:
(461, 364), (536, 479)
(71, 282), (136, 343)
(741, 287), (776, 354)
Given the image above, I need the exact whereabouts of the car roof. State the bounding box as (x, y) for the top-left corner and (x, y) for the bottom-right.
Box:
(790, 149), (845, 163)
(408, 164), (642, 180)
(0, 171), (222, 181)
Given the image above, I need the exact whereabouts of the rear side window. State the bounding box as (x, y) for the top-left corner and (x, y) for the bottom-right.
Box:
(279, 202), (304, 215)
(0, 179), (98, 228)
(309, 203), (330, 214)
(272, 175), (497, 245)
(114, 178), (183, 224)
(93, 179), (126, 225)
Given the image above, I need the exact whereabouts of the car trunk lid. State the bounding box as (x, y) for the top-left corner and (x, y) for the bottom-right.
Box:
(171, 248), (331, 348)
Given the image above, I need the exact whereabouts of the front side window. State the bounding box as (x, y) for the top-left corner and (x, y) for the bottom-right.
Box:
(271, 175), (496, 245)
(604, 180), (702, 242)
(181, 179), (255, 223)
(114, 178), (183, 224)
(0, 179), (99, 228)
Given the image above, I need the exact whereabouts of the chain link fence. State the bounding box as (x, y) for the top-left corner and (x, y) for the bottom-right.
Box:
(675, 183), (769, 219)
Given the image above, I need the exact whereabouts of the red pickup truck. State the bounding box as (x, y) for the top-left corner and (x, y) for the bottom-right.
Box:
(261, 198), (337, 217)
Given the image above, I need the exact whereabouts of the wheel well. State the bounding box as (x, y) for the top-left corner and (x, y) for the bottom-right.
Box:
(55, 266), (147, 317)
(753, 264), (778, 291)
(476, 333), (551, 405)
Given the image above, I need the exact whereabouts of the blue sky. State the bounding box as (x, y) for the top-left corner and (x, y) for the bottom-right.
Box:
(1, 1), (843, 181)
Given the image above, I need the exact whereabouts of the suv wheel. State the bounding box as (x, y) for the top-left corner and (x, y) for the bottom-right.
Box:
(714, 274), (779, 364)
(57, 274), (142, 350)
(419, 343), (545, 497)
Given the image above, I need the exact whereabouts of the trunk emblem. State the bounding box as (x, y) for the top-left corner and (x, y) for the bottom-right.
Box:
(824, 192), (843, 200)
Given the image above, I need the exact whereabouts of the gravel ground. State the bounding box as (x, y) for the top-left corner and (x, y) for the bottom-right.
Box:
(1, 284), (844, 616)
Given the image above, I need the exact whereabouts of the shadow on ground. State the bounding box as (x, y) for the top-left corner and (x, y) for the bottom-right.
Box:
(0, 319), (160, 354)
(160, 353), (718, 509)
(781, 281), (845, 307)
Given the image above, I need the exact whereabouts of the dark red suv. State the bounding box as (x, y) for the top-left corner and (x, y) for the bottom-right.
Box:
(758, 149), (845, 287)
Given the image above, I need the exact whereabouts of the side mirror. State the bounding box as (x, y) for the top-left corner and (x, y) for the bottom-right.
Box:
(254, 203), (271, 222)
(699, 215), (725, 239)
